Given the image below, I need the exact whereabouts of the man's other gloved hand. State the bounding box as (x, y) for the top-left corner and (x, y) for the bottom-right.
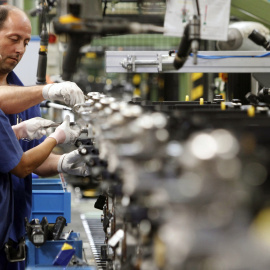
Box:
(57, 149), (90, 177)
(48, 115), (81, 144)
(12, 117), (55, 140)
(42, 81), (85, 107)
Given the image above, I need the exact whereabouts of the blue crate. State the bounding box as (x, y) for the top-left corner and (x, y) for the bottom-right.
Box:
(26, 232), (83, 267)
(31, 190), (71, 223)
(31, 178), (71, 223)
(32, 179), (64, 190)
(26, 267), (95, 270)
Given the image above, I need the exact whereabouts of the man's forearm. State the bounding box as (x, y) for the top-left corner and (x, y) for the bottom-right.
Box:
(0, 85), (44, 114)
(11, 138), (57, 178)
(34, 152), (61, 177)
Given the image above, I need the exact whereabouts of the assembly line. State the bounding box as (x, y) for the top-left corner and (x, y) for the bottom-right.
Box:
(2, 0), (270, 270)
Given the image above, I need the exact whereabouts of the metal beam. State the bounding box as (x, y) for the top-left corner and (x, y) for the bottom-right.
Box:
(106, 51), (270, 73)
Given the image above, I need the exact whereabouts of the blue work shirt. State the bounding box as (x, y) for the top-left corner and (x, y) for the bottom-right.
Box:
(0, 109), (23, 250)
(5, 72), (45, 243)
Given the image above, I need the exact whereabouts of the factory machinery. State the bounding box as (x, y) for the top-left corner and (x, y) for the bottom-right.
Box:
(71, 89), (270, 270)
(31, 0), (270, 268)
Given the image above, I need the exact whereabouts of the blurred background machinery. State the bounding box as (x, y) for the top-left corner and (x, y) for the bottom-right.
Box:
(74, 91), (270, 270)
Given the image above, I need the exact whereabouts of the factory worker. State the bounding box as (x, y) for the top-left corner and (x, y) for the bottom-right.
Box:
(0, 111), (81, 269)
(0, 5), (89, 270)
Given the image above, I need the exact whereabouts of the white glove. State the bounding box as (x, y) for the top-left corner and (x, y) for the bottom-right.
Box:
(42, 81), (85, 107)
(57, 149), (90, 177)
(12, 117), (55, 140)
(48, 115), (81, 144)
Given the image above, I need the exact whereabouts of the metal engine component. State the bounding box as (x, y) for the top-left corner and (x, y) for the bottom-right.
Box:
(73, 92), (270, 270)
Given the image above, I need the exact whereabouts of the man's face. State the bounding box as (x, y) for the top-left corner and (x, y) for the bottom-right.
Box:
(0, 10), (31, 75)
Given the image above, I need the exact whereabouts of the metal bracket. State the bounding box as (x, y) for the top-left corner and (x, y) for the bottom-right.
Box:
(121, 54), (163, 72)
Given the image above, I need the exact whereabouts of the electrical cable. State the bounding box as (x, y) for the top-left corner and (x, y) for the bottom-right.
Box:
(189, 52), (270, 59)
(103, 0), (107, 17)
(36, 0), (49, 85)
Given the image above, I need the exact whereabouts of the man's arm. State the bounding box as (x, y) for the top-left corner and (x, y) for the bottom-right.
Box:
(11, 138), (57, 178)
(33, 152), (61, 177)
(34, 150), (91, 178)
(13, 115), (81, 177)
(0, 81), (85, 114)
(0, 85), (44, 114)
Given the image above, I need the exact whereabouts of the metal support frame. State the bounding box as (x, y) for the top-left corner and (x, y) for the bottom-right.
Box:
(106, 51), (270, 73)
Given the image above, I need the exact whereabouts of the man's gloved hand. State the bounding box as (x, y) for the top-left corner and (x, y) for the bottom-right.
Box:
(48, 115), (81, 144)
(12, 117), (55, 140)
(42, 81), (85, 107)
(57, 149), (90, 177)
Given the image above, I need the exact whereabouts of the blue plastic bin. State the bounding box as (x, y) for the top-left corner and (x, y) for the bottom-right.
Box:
(31, 190), (71, 223)
(26, 267), (95, 270)
(31, 178), (71, 223)
(26, 232), (82, 267)
(32, 179), (64, 190)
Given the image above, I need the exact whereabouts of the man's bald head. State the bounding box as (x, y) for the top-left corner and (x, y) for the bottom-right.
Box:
(0, 5), (31, 76)
(0, 5), (30, 31)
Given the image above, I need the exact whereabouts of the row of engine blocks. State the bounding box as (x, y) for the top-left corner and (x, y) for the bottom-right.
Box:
(75, 91), (270, 270)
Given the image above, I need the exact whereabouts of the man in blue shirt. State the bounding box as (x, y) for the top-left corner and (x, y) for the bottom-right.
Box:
(0, 110), (23, 268)
(0, 5), (90, 270)
(0, 109), (81, 269)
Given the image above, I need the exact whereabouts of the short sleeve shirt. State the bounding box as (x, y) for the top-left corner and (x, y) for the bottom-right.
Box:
(5, 72), (45, 242)
(0, 109), (23, 249)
